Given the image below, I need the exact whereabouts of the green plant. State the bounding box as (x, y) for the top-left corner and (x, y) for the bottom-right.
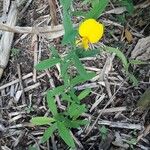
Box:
(11, 48), (20, 58)
(30, 0), (137, 148)
(31, 47), (93, 147)
(119, 0), (134, 14)
(99, 125), (108, 140)
(125, 138), (137, 149)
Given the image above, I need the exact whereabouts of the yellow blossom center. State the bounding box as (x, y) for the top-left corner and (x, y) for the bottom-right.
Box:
(78, 19), (104, 49)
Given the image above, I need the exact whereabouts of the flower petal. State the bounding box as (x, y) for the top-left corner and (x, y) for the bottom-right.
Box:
(79, 19), (104, 43)
(82, 37), (89, 49)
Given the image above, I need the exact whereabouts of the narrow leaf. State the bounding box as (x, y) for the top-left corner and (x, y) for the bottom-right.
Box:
(62, 93), (73, 102)
(78, 88), (91, 100)
(128, 73), (139, 86)
(75, 48), (100, 58)
(57, 121), (75, 148)
(47, 91), (58, 116)
(70, 72), (96, 87)
(105, 46), (129, 71)
(50, 47), (60, 58)
(129, 59), (148, 65)
(35, 58), (61, 70)
(85, 0), (109, 19)
(60, 0), (75, 44)
(48, 85), (66, 96)
(41, 123), (57, 143)
(30, 117), (55, 125)
(72, 53), (88, 78)
(68, 103), (87, 119)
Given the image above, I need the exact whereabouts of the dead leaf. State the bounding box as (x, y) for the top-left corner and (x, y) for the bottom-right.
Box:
(131, 36), (150, 61)
(125, 29), (133, 43)
(137, 88), (150, 109)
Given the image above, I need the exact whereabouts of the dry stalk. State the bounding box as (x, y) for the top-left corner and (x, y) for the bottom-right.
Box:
(0, 2), (17, 79)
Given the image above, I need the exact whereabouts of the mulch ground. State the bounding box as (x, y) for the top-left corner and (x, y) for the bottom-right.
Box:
(0, 0), (150, 150)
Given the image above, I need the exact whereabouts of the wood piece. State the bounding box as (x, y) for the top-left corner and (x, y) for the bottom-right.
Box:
(31, 34), (38, 82)
(24, 82), (41, 92)
(17, 64), (26, 104)
(0, 2), (17, 79)
(90, 94), (105, 112)
(48, 0), (58, 26)
(98, 120), (144, 130)
(98, 107), (127, 113)
(0, 22), (64, 34)
(85, 80), (125, 136)
(131, 36), (150, 61)
(0, 72), (33, 90)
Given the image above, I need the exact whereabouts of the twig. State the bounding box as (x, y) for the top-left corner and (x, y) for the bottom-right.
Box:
(0, 22), (64, 34)
(17, 64), (26, 104)
(0, 2), (17, 79)
(90, 94), (105, 112)
(20, 0), (33, 15)
(45, 70), (63, 108)
(98, 120), (144, 130)
(98, 107), (127, 113)
(24, 82), (41, 92)
(85, 80), (125, 136)
(48, 0), (58, 26)
(31, 34), (38, 82)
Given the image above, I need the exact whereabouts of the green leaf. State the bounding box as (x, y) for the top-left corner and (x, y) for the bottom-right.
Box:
(69, 88), (79, 103)
(126, 138), (137, 145)
(85, 0), (109, 19)
(29, 145), (37, 150)
(99, 125), (108, 134)
(35, 58), (61, 70)
(68, 103), (87, 119)
(60, 59), (71, 87)
(60, 0), (76, 44)
(57, 121), (75, 148)
(75, 48), (100, 58)
(30, 117), (55, 125)
(47, 91), (58, 116)
(78, 88), (91, 100)
(60, 0), (72, 10)
(128, 73), (139, 86)
(72, 10), (86, 17)
(50, 47), (60, 58)
(99, 125), (108, 140)
(54, 113), (66, 122)
(105, 46), (129, 71)
(129, 59), (148, 65)
(41, 123), (57, 143)
(48, 85), (66, 96)
(70, 72), (96, 87)
(72, 53), (88, 78)
(62, 93), (73, 102)
(61, 60), (70, 77)
(121, 0), (134, 14)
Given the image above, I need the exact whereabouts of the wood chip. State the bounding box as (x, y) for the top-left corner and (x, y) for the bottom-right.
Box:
(90, 94), (105, 112)
(98, 120), (144, 130)
(98, 107), (127, 113)
(0, 72), (33, 90)
(131, 36), (150, 61)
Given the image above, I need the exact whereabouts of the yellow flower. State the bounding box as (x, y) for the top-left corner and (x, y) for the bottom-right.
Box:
(78, 19), (104, 49)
